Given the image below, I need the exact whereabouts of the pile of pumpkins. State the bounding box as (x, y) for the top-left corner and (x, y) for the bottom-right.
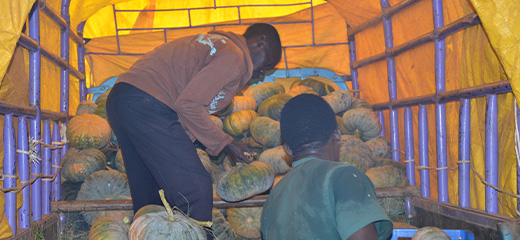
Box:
(63, 76), (411, 239)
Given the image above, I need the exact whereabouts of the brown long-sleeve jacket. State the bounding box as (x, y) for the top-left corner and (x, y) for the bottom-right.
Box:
(116, 31), (253, 155)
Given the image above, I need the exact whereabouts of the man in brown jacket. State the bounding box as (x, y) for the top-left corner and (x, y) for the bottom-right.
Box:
(106, 23), (281, 237)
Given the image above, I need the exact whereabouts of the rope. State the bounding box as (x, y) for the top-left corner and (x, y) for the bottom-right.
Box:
(414, 157), (520, 204)
(416, 161), (467, 171)
(470, 164), (520, 199)
(0, 124), (67, 193)
(0, 157), (64, 193)
(416, 165), (458, 171)
(15, 127), (68, 165)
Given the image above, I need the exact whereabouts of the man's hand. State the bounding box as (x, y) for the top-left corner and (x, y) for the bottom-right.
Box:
(224, 140), (256, 164)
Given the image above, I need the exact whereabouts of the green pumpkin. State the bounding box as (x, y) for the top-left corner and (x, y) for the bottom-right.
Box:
(336, 116), (349, 134)
(340, 134), (364, 148)
(76, 169), (131, 225)
(339, 143), (374, 172)
(342, 108), (382, 141)
(217, 96), (257, 117)
(134, 205), (165, 221)
(227, 207), (263, 239)
(365, 165), (410, 188)
(346, 98), (374, 111)
(101, 144), (118, 170)
(258, 146), (292, 175)
(372, 158), (407, 176)
(323, 89), (353, 114)
(115, 149), (126, 173)
(62, 148), (107, 183)
(217, 161), (275, 202)
(92, 195), (134, 224)
(128, 190), (208, 240)
(67, 113), (112, 150)
(365, 137), (391, 158)
(378, 198), (406, 220)
(60, 179), (82, 201)
(197, 148), (222, 182)
(366, 164), (410, 223)
(212, 210), (236, 240)
(210, 115), (224, 129)
(243, 82), (285, 107)
(257, 93), (292, 121)
(95, 88), (112, 105)
(94, 98), (108, 121)
(76, 100), (97, 115)
(290, 76), (337, 96)
(412, 227), (451, 240)
(129, 210), (207, 240)
(287, 85), (319, 97)
(223, 110), (259, 137)
(239, 136), (264, 150)
(110, 129), (118, 146)
(88, 212), (130, 240)
(249, 117), (282, 148)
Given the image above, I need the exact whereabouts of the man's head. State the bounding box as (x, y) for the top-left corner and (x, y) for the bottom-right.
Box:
(280, 94), (340, 160)
(243, 23), (282, 79)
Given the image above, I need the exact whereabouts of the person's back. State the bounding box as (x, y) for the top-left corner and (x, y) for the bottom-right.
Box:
(260, 94), (393, 240)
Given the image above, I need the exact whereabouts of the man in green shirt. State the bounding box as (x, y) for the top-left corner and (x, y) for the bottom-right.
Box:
(261, 94), (393, 240)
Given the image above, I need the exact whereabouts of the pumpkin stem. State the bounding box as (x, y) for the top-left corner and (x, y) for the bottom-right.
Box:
(158, 190), (213, 228)
(354, 129), (361, 139)
(158, 189), (175, 222)
(123, 216), (130, 229)
(187, 216), (213, 228)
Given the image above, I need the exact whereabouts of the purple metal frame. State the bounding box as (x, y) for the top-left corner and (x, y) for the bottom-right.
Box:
(459, 99), (471, 208)
(29, 2), (43, 223)
(3, 113), (16, 235)
(380, 0), (401, 164)
(433, 0), (449, 204)
(42, 122), (52, 215)
(419, 105), (431, 198)
(348, 33), (360, 99)
(378, 111), (386, 137)
(485, 95), (498, 213)
(347, 0), (512, 223)
(404, 107), (415, 216)
(18, 116), (30, 229)
(517, 105), (520, 209)
(77, 22), (87, 101)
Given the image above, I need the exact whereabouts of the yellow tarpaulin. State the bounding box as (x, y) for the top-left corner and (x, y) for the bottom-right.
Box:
(83, 3), (349, 89)
(470, 0), (520, 108)
(0, 0), (36, 87)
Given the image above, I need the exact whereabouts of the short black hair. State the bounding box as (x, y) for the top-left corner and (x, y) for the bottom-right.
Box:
(243, 23), (282, 64)
(280, 94), (337, 155)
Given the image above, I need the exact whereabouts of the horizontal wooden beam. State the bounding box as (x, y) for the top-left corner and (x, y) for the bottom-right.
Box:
(371, 80), (511, 111)
(412, 197), (518, 232)
(0, 100), (68, 121)
(51, 186), (421, 212)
